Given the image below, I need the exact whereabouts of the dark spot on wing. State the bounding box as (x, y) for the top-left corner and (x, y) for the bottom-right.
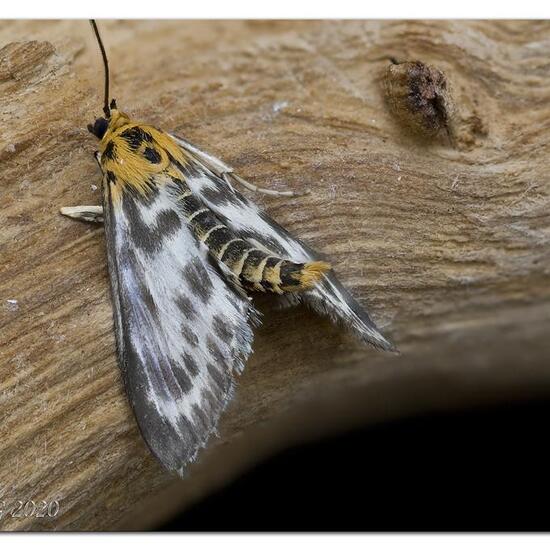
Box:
(172, 360), (193, 394)
(121, 194), (152, 251)
(194, 260), (214, 295)
(155, 209), (182, 236)
(175, 294), (197, 320)
(207, 362), (226, 391)
(182, 261), (202, 296)
(212, 315), (232, 344)
(207, 335), (226, 365)
(144, 146), (162, 164)
(159, 357), (189, 396)
(103, 140), (116, 160)
(182, 258), (213, 304)
(182, 352), (200, 376)
(181, 323), (199, 347)
(122, 195), (182, 255)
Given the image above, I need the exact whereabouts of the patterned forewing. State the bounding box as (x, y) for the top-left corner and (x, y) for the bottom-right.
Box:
(103, 175), (257, 475)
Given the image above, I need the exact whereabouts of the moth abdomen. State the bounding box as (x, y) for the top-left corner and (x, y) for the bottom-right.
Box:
(266, 259), (331, 294)
(219, 239), (251, 271)
(204, 226), (235, 256)
(190, 209), (220, 240)
(240, 249), (271, 292)
(232, 246), (330, 294)
(173, 165), (331, 294)
(178, 191), (203, 217)
(261, 256), (283, 292)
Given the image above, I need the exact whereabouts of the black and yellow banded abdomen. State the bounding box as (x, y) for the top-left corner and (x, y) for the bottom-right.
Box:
(219, 239), (329, 294)
(258, 257), (331, 294)
(177, 181), (329, 294)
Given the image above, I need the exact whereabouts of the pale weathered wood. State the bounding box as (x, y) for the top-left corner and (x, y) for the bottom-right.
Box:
(1, 20), (549, 531)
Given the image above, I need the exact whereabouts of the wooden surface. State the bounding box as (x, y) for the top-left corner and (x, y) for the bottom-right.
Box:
(1, 20), (549, 531)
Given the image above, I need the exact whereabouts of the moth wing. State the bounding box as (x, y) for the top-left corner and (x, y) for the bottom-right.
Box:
(103, 174), (258, 475)
(172, 135), (395, 351)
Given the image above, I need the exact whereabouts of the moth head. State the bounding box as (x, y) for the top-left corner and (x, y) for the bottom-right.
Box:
(87, 98), (120, 140)
(88, 117), (109, 140)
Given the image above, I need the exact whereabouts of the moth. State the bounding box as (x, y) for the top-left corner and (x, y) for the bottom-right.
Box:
(61, 21), (395, 476)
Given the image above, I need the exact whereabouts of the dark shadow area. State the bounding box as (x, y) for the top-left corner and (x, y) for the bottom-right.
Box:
(159, 398), (550, 531)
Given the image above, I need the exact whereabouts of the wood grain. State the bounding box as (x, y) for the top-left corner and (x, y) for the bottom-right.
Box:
(0, 20), (549, 531)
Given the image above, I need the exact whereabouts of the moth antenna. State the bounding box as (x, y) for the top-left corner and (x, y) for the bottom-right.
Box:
(89, 19), (111, 118)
